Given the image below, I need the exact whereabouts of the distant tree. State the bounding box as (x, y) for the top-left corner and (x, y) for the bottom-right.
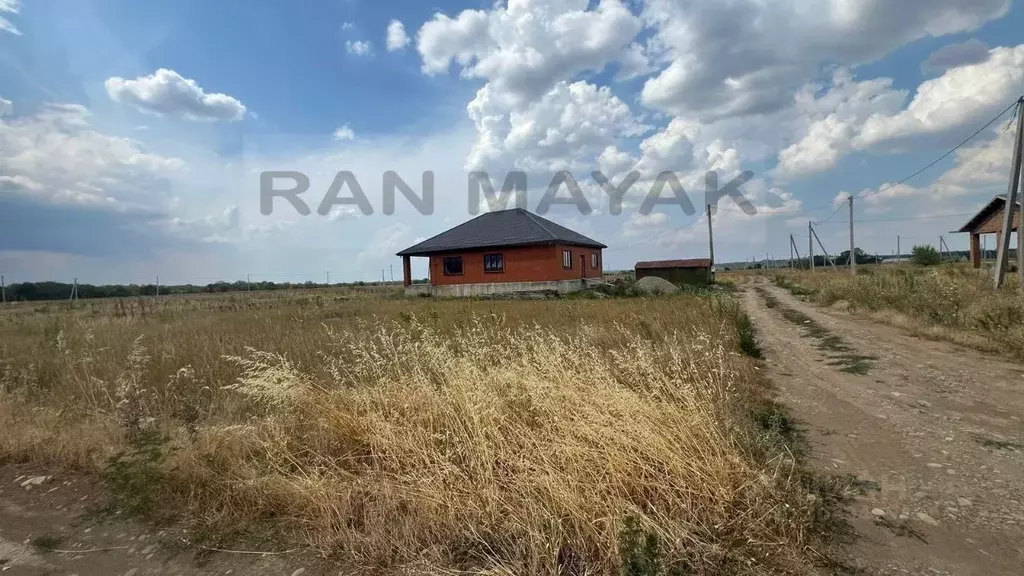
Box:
(911, 245), (941, 266)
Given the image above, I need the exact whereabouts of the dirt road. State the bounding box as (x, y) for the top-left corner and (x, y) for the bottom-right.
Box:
(743, 279), (1024, 575)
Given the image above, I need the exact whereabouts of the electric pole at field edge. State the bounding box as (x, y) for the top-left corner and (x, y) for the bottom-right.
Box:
(809, 221), (815, 272)
(995, 97), (1024, 289)
(706, 205), (715, 270)
(849, 195), (856, 276)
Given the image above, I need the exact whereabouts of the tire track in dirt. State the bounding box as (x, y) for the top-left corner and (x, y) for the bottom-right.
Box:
(743, 279), (1024, 576)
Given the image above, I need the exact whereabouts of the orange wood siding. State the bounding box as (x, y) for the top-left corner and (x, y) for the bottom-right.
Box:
(428, 244), (603, 286)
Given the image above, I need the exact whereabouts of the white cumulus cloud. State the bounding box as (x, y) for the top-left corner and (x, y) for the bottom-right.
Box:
(333, 125), (355, 141)
(466, 80), (649, 173)
(639, 0), (1010, 121)
(777, 45), (1024, 179)
(105, 68), (247, 121)
(346, 40), (372, 56)
(417, 0), (642, 106)
(0, 103), (183, 208)
(386, 20), (409, 52)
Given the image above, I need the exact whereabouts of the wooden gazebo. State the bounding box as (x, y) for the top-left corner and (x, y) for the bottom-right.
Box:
(955, 195), (1021, 268)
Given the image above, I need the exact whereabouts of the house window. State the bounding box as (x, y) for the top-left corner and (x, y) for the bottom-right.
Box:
(484, 253), (504, 273)
(591, 253), (599, 268)
(443, 256), (463, 276)
(562, 249), (573, 269)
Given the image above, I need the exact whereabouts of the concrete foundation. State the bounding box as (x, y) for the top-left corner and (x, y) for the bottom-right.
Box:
(405, 279), (589, 298)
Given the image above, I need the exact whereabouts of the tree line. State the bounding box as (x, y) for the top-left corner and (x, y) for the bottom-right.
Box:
(1, 279), (411, 302)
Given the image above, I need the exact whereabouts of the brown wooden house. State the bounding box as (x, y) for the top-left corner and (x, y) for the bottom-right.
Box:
(955, 196), (1021, 268)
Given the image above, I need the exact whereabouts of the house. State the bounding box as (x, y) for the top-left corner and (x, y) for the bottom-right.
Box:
(635, 259), (714, 286)
(397, 209), (606, 297)
(954, 195), (1021, 268)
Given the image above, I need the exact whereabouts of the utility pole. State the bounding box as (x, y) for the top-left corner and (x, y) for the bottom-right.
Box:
(1, 274), (5, 303)
(326, 270), (330, 286)
(848, 195), (856, 276)
(790, 234), (803, 269)
(247, 273), (251, 292)
(995, 97), (1024, 288)
(809, 221), (815, 272)
(69, 278), (78, 301)
(155, 275), (160, 297)
(707, 205), (716, 269)
(789, 235), (794, 269)
(897, 236), (901, 261)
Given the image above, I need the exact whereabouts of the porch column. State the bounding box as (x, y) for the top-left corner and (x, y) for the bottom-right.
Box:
(970, 233), (981, 269)
(402, 256), (412, 286)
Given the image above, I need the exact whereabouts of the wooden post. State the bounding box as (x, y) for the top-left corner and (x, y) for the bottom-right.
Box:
(994, 98), (1024, 288)
(402, 256), (412, 287)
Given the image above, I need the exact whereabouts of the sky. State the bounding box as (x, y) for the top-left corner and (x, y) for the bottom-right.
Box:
(1, 0), (1024, 284)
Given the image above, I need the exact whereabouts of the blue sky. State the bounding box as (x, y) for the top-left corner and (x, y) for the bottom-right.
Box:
(1, 0), (1023, 284)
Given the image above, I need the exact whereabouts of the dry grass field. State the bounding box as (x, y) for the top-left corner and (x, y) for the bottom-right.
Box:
(747, 264), (1024, 360)
(0, 289), (843, 575)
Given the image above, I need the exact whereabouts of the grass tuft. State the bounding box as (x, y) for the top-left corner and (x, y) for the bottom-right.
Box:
(30, 534), (62, 553)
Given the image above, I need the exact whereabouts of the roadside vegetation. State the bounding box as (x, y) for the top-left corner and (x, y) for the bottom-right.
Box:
(0, 289), (844, 575)
(763, 263), (1024, 360)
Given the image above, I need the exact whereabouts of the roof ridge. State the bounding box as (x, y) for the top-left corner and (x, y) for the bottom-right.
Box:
(519, 210), (561, 241)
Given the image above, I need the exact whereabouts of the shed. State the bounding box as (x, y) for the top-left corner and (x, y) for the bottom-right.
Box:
(397, 209), (606, 297)
(635, 259), (714, 286)
(954, 195), (1020, 268)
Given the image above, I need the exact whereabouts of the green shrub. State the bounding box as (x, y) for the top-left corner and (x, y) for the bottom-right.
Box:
(911, 245), (941, 266)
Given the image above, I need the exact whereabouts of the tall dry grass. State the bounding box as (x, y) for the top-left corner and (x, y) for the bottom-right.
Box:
(0, 291), (826, 574)
(769, 264), (1024, 359)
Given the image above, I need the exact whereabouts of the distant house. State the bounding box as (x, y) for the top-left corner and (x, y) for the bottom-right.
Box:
(635, 259), (713, 286)
(397, 209), (606, 297)
(955, 195), (1020, 268)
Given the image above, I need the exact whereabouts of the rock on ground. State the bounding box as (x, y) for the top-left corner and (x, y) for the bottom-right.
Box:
(630, 276), (681, 295)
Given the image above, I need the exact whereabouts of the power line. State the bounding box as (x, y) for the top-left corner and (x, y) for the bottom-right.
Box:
(860, 97), (1022, 200)
(813, 211), (976, 225)
(714, 201), (838, 216)
(813, 201), (847, 225)
(606, 218), (703, 252)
